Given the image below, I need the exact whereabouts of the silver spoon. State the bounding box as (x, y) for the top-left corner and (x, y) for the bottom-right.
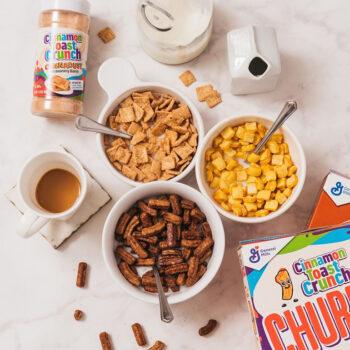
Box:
(75, 115), (132, 139)
(153, 266), (174, 323)
(254, 100), (297, 154)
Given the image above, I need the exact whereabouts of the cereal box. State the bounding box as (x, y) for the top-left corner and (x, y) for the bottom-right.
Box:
(238, 223), (350, 349)
(309, 170), (350, 229)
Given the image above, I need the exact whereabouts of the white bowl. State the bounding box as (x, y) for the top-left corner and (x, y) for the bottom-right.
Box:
(102, 181), (225, 304)
(96, 57), (204, 187)
(195, 115), (306, 224)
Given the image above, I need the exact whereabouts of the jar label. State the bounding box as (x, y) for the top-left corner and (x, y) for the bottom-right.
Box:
(33, 27), (89, 100)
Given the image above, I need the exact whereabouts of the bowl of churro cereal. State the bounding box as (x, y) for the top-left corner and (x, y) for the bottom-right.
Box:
(102, 181), (225, 304)
(196, 115), (306, 223)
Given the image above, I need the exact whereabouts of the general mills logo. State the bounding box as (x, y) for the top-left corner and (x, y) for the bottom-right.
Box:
(249, 246), (261, 263)
(331, 182), (344, 196)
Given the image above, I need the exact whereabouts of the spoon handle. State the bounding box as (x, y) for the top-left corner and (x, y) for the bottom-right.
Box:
(254, 100), (298, 154)
(75, 115), (132, 139)
(153, 267), (174, 323)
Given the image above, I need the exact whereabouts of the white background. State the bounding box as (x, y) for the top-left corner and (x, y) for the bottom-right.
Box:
(1, 0), (350, 349)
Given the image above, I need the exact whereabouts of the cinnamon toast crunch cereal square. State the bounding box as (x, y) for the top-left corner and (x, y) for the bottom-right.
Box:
(179, 70), (196, 87)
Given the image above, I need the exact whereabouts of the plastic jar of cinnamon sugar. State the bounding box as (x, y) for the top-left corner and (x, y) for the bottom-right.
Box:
(32, 0), (91, 119)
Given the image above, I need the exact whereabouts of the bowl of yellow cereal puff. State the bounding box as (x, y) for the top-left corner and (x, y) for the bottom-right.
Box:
(195, 116), (306, 223)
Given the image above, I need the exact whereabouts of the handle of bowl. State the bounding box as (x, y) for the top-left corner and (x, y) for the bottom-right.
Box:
(98, 57), (141, 100)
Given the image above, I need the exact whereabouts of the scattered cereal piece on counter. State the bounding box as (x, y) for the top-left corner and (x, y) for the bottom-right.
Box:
(99, 332), (112, 350)
(76, 262), (88, 288)
(179, 70), (196, 86)
(98, 27), (116, 43)
(148, 340), (166, 350)
(196, 84), (214, 102)
(206, 90), (222, 108)
(131, 323), (147, 346)
(74, 309), (84, 321)
(199, 319), (218, 336)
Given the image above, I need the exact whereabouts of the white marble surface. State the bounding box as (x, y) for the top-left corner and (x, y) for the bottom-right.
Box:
(1, 0), (350, 349)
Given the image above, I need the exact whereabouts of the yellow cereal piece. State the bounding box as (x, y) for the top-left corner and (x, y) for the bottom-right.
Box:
(232, 141), (241, 148)
(213, 136), (223, 147)
(210, 177), (220, 189)
(228, 197), (242, 206)
(241, 144), (255, 152)
(256, 178), (265, 190)
(275, 165), (288, 179)
(257, 200), (265, 209)
(214, 189), (228, 202)
(276, 191), (287, 205)
(231, 186), (244, 199)
(224, 149), (236, 158)
(213, 168), (221, 176)
(232, 206), (242, 216)
(257, 190), (271, 201)
(265, 199), (279, 211)
(221, 127), (236, 140)
(260, 149), (271, 165)
(244, 202), (258, 212)
(265, 181), (277, 191)
(247, 153), (260, 163)
(206, 169), (214, 182)
(226, 159), (238, 170)
(265, 170), (277, 181)
(219, 140), (232, 151)
(256, 209), (269, 217)
(205, 148), (215, 161)
(247, 183), (258, 195)
(212, 157), (226, 171)
(271, 154), (284, 166)
(288, 165), (298, 176)
(257, 123), (267, 137)
(244, 196), (257, 203)
(245, 122), (257, 131)
(284, 155), (293, 167)
(221, 171), (236, 184)
(247, 164), (262, 177)
(283, 188), (292, 197)
(286, 174), (298, 188)
(277, 178), (286, 190)
(254, 134), (262, 145)
(236, 170), (247, 182)
(221, 202), (230, 211)
(211, 151), (222, 160)
(236, 151), (247, 160)
(219, 180), (230, 193)
(241, 205), (248, 217)
(267, 141), (280, 154)
(247, 176), (257, 183)
(280, 143), (289, 154)
(271, 133), (284, 144)
(243, 131), (255, 143)
(236, 126), (245, 139)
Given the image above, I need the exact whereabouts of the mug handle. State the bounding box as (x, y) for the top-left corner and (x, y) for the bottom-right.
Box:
(16, 210), (49, 238)
(97, 57), (141, 100)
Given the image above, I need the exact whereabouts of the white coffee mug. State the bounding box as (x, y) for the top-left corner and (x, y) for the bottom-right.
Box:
(17, 151), (88, 238)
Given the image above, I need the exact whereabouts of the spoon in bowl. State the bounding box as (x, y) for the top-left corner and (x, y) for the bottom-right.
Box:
(75, 115), (132, 139)
(242, 100), (297, 166)
(153, 266), (174, 323)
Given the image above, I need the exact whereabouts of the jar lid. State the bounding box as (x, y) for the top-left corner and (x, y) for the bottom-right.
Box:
(41, 0), (91, 16)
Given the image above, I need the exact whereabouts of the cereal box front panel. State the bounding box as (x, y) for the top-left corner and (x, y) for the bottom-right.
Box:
(240, 224), (350, 350)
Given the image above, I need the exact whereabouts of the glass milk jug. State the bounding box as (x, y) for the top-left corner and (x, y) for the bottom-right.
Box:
(137, 0), (213, 65)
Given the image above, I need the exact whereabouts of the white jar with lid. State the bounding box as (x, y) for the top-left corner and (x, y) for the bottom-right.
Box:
(137, 0), (213, 65)
(31, 0), (91, 119)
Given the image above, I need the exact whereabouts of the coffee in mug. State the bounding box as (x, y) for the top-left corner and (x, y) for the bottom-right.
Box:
(36, 169), (81, 213)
